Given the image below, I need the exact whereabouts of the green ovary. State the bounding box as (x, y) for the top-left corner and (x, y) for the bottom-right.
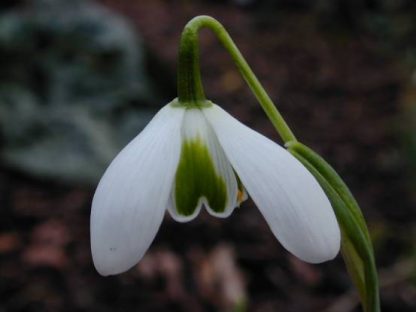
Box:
(174, 138), (228, 216)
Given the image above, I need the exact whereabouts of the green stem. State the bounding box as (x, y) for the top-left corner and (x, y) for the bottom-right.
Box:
(178, 21), (206, 104)
(178, 15), (296, 143)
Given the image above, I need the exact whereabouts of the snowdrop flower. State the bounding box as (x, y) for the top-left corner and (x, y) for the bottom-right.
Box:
(91, 99), (340, 276)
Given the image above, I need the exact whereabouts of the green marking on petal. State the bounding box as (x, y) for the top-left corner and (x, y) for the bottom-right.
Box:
(174, 137), (227, 216)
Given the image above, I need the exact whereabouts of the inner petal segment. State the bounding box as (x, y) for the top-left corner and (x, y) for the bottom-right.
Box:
(175, 138), (227, 215)
(168, 108), (240, 222)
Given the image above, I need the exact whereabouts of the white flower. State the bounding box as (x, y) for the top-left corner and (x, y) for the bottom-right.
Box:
(91, 99), (340, 276)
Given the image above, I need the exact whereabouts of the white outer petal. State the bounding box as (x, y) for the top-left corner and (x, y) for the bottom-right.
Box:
(204, 104), (340, 263)
(91, 103), (184, 275)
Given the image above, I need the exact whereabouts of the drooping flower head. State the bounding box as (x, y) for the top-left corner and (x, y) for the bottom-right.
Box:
(89, 14), (380, 311)
(91, 99), (340, 275)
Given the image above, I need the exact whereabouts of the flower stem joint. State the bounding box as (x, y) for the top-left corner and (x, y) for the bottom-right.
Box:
(90, 15), (379, 312)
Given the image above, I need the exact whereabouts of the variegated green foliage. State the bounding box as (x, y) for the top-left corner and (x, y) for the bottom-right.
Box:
(0, 0), (156, 184)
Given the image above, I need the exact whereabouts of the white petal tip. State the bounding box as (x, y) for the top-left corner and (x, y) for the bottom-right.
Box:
(92, 259), (132, 277)
(91, 230), (146, 276)
(301, 242), (340, 264)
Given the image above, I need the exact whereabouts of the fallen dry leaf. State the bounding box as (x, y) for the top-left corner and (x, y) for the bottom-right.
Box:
(21, 219), (70, 269)
(191, 244), (247, 311)
(289, 255), (321, 285)
(31, 219), (71, 247)
(22, 244), (68, 269)
(136, 249), (186, 300)
(0, 232), (21, 253)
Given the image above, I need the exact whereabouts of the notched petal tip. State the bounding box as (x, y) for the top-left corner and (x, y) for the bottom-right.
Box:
(167, 196), (202, 223)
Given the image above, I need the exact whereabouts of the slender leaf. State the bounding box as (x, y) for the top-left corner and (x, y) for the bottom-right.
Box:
(288, 143), (380, 312)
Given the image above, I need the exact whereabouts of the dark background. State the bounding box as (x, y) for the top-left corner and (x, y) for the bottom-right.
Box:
(1, 0), (416, 311)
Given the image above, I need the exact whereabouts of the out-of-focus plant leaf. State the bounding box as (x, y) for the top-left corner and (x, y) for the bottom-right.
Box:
(0, 0), (158, 184)
(400, 70), (416, 191)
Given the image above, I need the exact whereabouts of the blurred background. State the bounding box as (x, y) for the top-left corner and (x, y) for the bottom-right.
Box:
(1, 0), (416, 311)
